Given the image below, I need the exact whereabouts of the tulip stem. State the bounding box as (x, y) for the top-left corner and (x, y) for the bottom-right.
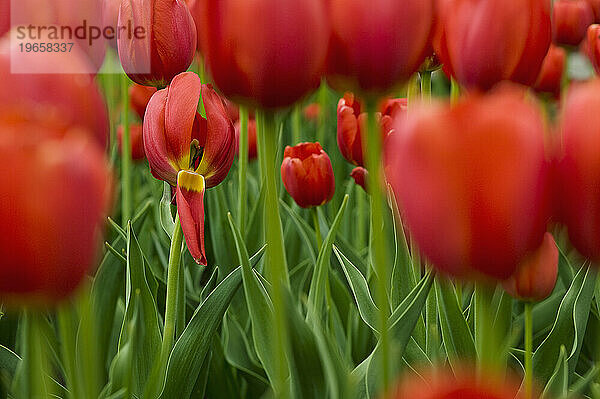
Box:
(356, 185), (366, 250)
(312, 207), (322, 250)
(421, 70), (432, 102)
(475, 283), (496, 374)
(121, 74), (132, 225)
(15, 311), (48, 398)
(292, 105), (301, 145)
(238, 106), (249, 235)
(317, 80), (329, 143)
(524, 302), (533, 399)
(450, 78), (461, 105)
(366, 102), (390, 393)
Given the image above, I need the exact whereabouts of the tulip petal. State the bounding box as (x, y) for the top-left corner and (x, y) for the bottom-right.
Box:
(176, 170), (207, 265)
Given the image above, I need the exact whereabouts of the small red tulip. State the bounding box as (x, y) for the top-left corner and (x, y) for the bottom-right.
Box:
(327, 0), (434, 95)
(557, 79), (600, 261)
(118, 0), (197, 88)
(303, 103), (321, 122)
(118, 124), (146, 161)
(351, 167), (368, 193)
(586, 24), (600, 73)
(144, 72), (235, 264)
(281, 142), (335, 208)
(434, 0), (551, 91)
(197, 0), (329, 109)
(234, 118), (258, 161)
(385, 86), (551, 279)
(553, 0), (595, 46)
(502, 232), (558, 302)
(129, 84), (158, 120)
(534, 45), (567, 98)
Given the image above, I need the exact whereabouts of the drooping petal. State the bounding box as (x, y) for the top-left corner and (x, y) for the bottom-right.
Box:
(195, 84), (236, 187)
(176, 170), (207, 265)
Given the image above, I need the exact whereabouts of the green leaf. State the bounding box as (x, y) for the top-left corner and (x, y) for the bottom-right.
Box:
(160, 266), (243, 399)
(0, 345), (19, 377)
(280, 199), (318, 264)
(222, 314), (267, 384)
(542, 345), (568, 399)
(160, 182), (175, 239)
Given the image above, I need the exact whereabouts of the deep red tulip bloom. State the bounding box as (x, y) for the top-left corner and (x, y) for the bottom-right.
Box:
(129, 84), (158, 120)
(281, 143), (335, 208)
(197, 0), (329, 109)
(118, 0), (197, 88)
(118, 124), (146, 161)
(534, 45), (566, 98)
(385, 87), (551, 279)
(553, 0), (595, 46)
(144, 72), (235, 264)
(327, 0), (434, 95)
(0, 128), (112, 305)
(557, 79), (600, 261)
(586, 24), (600, 73)
(351, 167), (368, 193)
(434, 0), (551, 91)
(503, 232), (558, 302)
(234, 118), (258, 161)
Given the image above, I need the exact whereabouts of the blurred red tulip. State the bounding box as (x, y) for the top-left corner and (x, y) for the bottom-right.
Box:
(557, 79), (600, 261)
(502, 232), (558, 302)
(553, 0), (595, 46)
(534, 45), (567, 98)
(118, 124), (146, 161)
(351, 167), (368, 193)
(0, 127), (112, 305)
(303, 103), (321, 122)
(587, 0), (600, 21)
(129, 84), (158, 120)
(281, 142), (335, 208)
(197, 0), (329, 109)
(327, 0), (434, 95)
(586, 24), (600, 73)
(118, 0), (197, 87)
(103, 0), (121, 49)
(385, 86), (551, 279)
(434, 0), (551, 91)
(144, 72), (235, 264)
(234, 118), (257, 161)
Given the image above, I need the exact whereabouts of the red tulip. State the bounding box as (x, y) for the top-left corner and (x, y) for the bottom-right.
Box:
(118, 0), (197, 88)
(118, 124), (146, 161)
(234, 118), (258, 161)
(557, 79), (600, 261)
(534, 45), (567, 98)
(385, 86), (551, 279)
(434, 0), (551, 91)
(281, 142), (335, 208)
(197, 0), (329, 109)
(586, 24), (600, 73)
(129, 84), (158, 120)
(553, 0), (595, 46)
(587, 0), (600, 21)
(144, 72), (235, 264)
(502, 232), (558, 302)
(303, 103), (322, 122)
(351, 167), (368, 193)
(327, 0), (434, 95)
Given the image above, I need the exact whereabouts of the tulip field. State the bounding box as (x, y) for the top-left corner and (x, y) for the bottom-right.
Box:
(5, 0), (600, 398)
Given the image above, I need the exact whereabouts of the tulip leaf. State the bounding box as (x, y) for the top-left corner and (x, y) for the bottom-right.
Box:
(222, 314), (268, 384)
(542, 345), (568, 399)
(160, 182), (175, 239)
(533, 265), (597, 384)
(159, 266), (243, 399)
(0, 344), (20, 377)
(279, 199), (318, 264)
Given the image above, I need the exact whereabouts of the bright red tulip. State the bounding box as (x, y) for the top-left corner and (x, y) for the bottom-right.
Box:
(281, 142), (335, 208)
(327, 0), (434, 95)
(144, 72), (235, 264)
(118, 124), (146, 161)
(234, 118), (258, 161)
(502, 232), (558, 302)
(197, 0), (329, 109)
(118, 0), (197, 87)
(434, 0), (551, 91)
(129, 84), (158, 120)
(385, 86), (551, 279)
(586, 24), (600, 73)
(557, 79), (600, 261)
(534, 45), (566, 98)
(553, 0), (595, 46)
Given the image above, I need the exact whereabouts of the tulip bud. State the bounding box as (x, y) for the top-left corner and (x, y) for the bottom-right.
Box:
(586, 24), (600, 73)
(385, 86), (551, 279)
(557, 79), (600, 261)
(503, 232), (559, 302)
(534, 45), (567, 98)
(553, 0), (595, 46)
(327, 0), (434, 95)
(129, 84), (157, 120)
(118, 0), (197, 87)
(281, 142), (335, 208)
(197, 0), (328, 109)
(435, 0), (551, 91)
(351, 167), (368, 193)
(118, 124), (146, 161)
(234, 118), (257, 161)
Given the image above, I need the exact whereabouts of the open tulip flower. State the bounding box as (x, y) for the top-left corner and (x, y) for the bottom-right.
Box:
(144, 72), (235, 265)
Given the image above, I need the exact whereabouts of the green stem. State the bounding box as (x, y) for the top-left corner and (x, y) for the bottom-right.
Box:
(238, 107), (249, 235)
(356, 185), (366, 251)
(292, 105), (301, 145)
(256, 110), (289, 395)
(57, 306), (83, 399)
(121, 75), (132, 225)
(421, 70), (432, 102)
(312, 207), (322, 250)
(366, 103), (390, 392)
(524, 302), (533, 399)
(450, 78), (461, 105)
(317, 80), (328, 143)
(425, 279), (438, 359)
(475, 283), (495, 375)
(15, 311), (48, 399)
(406, 74), (421, 109)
